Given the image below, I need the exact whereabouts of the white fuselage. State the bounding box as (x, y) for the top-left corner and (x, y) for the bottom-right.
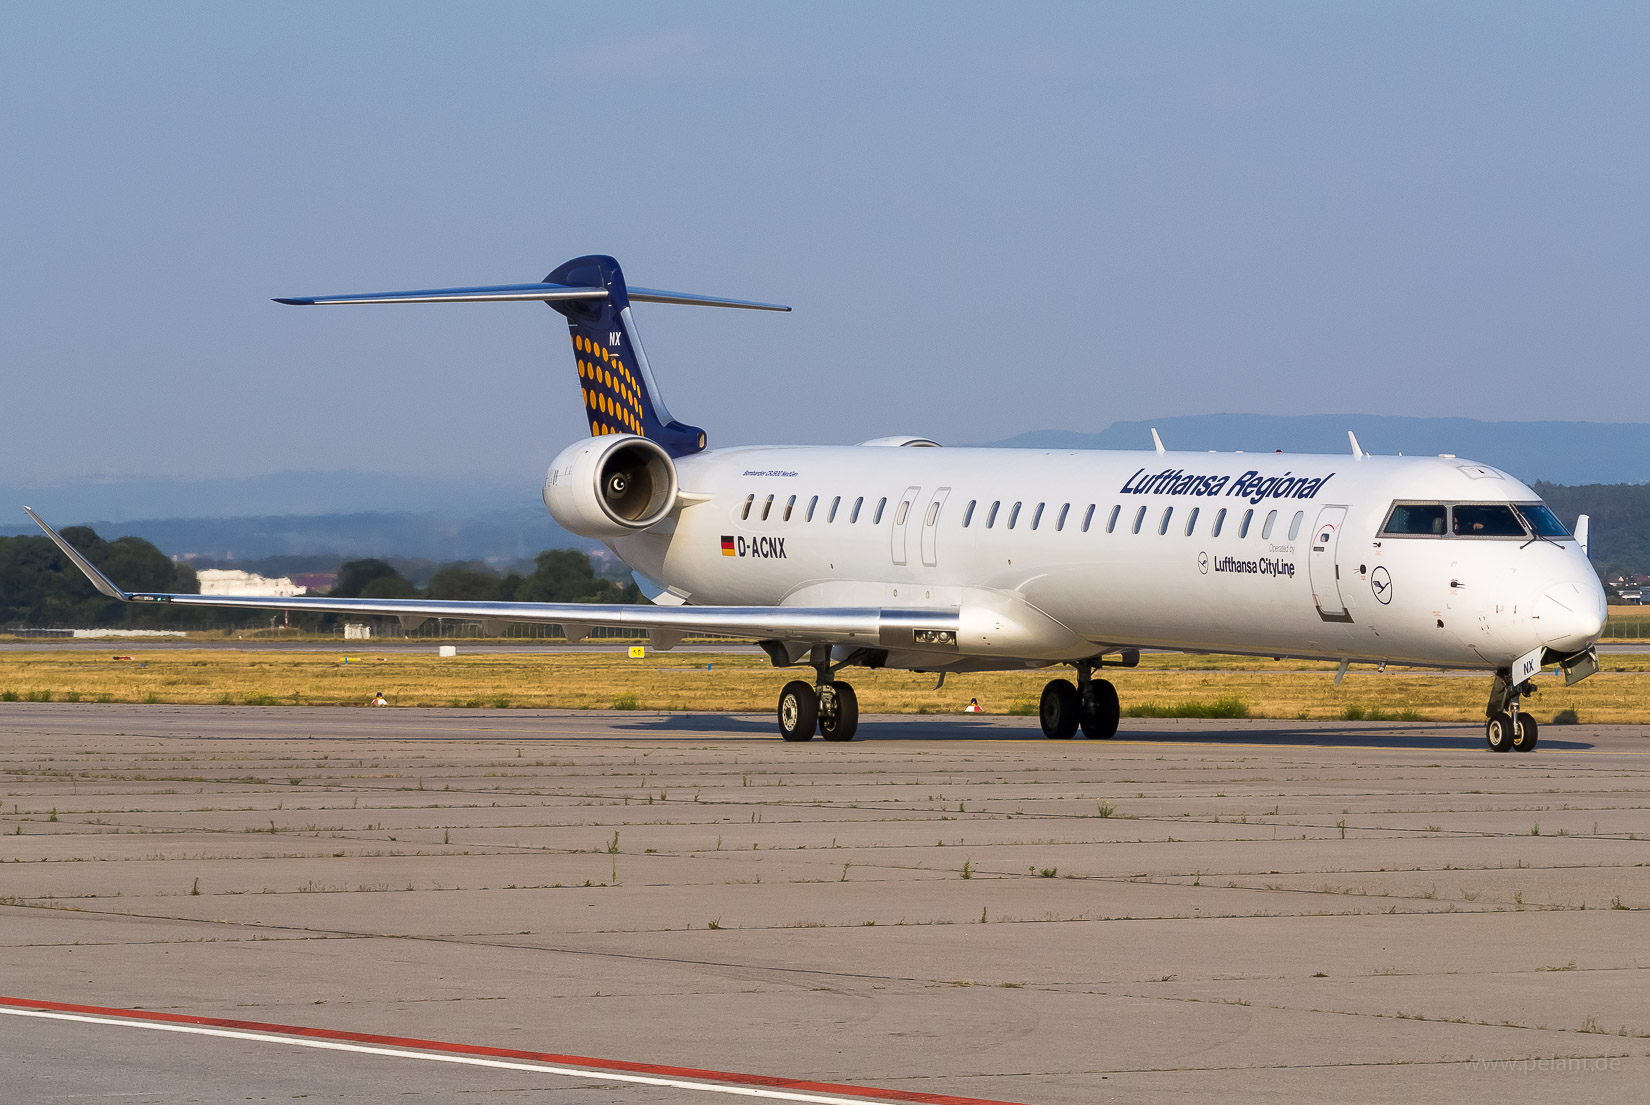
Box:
(608, 444), (1606, 673)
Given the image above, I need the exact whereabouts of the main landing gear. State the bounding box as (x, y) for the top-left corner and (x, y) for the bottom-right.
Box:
(1039, 661), (1120, 740)
(777, 654), (860, 742)
(1485, 669), (1538, 754)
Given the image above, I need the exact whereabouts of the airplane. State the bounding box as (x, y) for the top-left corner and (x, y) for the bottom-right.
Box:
(27, 254), (1608, 751)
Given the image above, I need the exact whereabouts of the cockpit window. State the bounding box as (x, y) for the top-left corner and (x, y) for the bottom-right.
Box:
(1452, 504), (1527, 537)
(1515, 504), (1571, 538)
(1382, 503), (1447, 536)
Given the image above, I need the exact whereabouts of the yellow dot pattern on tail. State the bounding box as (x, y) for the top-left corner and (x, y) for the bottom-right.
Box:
(574, 333), (645, 436)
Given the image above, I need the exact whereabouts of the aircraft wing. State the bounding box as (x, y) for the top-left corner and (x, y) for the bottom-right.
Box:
(24, 509), (954, 651)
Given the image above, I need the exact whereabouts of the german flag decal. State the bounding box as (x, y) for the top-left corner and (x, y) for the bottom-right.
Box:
(720, 535), (736, 557)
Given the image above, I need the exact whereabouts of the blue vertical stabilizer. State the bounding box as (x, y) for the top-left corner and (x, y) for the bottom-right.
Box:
(544, 255), (705, 457)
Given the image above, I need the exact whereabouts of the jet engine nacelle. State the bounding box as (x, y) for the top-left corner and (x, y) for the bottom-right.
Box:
(543, 434), (679, 539)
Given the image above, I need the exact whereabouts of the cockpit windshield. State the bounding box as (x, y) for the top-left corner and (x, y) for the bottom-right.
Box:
(1515, 504), (1571, 538)
(1381, 503), (1447, 536)
(1382, 501), (1564, 539)
(1451, 504), (1527, 537)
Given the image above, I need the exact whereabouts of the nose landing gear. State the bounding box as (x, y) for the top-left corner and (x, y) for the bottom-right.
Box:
(1485, 669), (1539, 753)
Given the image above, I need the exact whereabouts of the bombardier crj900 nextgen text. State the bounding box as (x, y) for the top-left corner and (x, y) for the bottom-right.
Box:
(28, 255), (1608, 751)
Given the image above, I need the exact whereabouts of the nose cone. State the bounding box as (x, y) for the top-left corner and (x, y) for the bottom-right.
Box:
(1536, 579), (1607, 652)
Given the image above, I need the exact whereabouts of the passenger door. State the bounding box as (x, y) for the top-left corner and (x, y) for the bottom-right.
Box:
(1309, 505), (1350, 619)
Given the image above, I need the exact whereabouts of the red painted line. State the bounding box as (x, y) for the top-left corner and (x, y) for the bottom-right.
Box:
(0, 994), (1029, 1105)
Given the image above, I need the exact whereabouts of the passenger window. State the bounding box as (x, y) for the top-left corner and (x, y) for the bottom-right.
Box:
(741, 494), (754, 521)
(1287, 511), (1303, 540)
(1107, 505), (1120, 533)
(1382, 503), (1447, 536)
(1184, 507), (1199, 536)
(1082, 504), (1095, 532)
(782, 494), (796, 522)
(925, 501), (940, 526)
(1056, 503), (1069, 531)
(873, 497), (887, 524)
(805, 495), (818, 522)
(1515, 504), (1570, 538)
(850, 496), (863, 523)
(1452, 504), (1527, 537)
(761, 494), (774, 521)
(828, 495), (841, 523)
(1211, 508), (1226, 537)
(1261, 510), (1277, 539)
(1158, 506), (1174, 535)
(1031, 503), (1044, 530)
(1239, 508), (1253, 538)
(1131, 506), (1146, 534)
(987, 501), (1000, 528)
(1008, 502), (1022, 529)
(894, 500), (909, 526)
(963, 499), (976, 527)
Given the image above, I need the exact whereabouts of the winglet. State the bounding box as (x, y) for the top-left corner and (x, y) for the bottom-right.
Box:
(1348, 430), (1365, 459)
(1150, 428), (1165, 455)
(23, 508), (129, 600)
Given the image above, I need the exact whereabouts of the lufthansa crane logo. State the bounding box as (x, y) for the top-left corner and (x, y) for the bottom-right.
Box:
(1370, 565), (1393, 605)
(1197, 551), (1209, 575)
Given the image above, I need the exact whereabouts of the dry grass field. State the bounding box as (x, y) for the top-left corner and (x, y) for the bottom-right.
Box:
(0, 647), (1645, 723)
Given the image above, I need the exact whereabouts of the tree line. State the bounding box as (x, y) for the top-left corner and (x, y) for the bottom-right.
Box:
(1532, 482), (1650, 586)
(0, 528), (637, 628)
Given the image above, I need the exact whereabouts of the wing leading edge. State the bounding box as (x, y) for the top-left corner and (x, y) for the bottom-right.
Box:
(24, 510), (954, 650)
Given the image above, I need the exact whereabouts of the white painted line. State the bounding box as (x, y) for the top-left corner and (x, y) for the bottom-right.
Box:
(0, 1006), (906, 1105)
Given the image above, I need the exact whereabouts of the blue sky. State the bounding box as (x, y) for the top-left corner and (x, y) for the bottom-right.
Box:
(4, 2), (1647, 488)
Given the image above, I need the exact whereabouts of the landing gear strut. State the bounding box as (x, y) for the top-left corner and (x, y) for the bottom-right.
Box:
(1485, 669), (1538, 753)
(775, 650), (860, 742)
(1039, 661), (1120, 740)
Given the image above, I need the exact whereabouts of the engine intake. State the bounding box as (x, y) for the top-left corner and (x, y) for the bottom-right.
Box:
(543, 435), (679, 539)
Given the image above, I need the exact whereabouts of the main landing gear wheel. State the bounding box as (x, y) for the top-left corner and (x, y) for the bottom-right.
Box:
(818, 681), (859, 742)
(1485, 711), (1515, 753)
(778, 680), (818, 742)
(1080, 678), (1120, 740)
(1512, 713), (1539, 753)
(1040, 679), (1080, 739)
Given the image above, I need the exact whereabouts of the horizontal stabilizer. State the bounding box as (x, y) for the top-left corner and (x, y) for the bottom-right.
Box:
(276, 283), (789, 312)
(627, 287), (790, 312)
(273, 254), (790, 460)
(274, 282), (609, 306)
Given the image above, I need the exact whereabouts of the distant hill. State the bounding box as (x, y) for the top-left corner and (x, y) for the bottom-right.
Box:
(983, 414), (1650, 486)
